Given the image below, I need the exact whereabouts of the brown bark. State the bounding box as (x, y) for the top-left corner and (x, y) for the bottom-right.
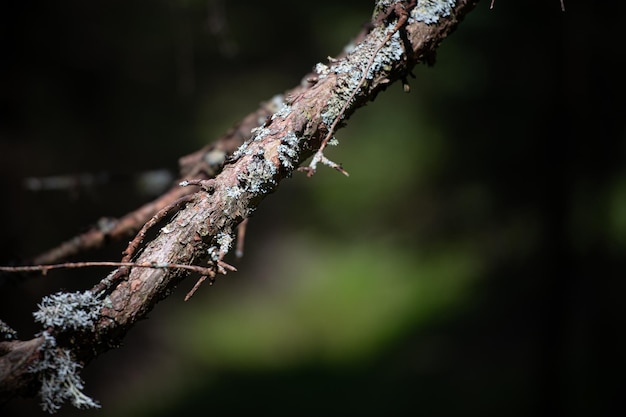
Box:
(0, 0), (478, 407)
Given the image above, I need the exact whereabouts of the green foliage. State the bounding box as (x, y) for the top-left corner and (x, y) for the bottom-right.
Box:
(176, 240), (480, 369)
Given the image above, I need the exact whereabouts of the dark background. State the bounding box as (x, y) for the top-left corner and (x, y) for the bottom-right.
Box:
(1, 0), (625, 416)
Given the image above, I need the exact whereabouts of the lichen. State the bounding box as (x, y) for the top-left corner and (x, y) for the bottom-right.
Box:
(362, 29), (404, 79)
(314, 62), (331, 79)
(410, 0), (456, 24)
(215, 232), (233, 255)
(33, 291), (102, 331)
(231, 140), (251, 161)
(272, 102), (293, 120)
(225, 185), (244, 199)
(0, 319), (17, 340)
(277, 131), (301, 170)
(234, 148), (278, 196)
(250, 126), (272, 142)
(208, 246), (220, 261)
(321, 22), (405, 127)
(30, 332), (100, 413)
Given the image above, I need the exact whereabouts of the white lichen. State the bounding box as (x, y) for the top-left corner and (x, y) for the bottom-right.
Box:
(208, 246), (220, 261)
(272, 102), (293, 120)
(33, 291), (102, 331)
(332, 23), (403, 80)
(250, 126), (272, 142)
(410, 0), (456, 24)
(225, 185), (244, 199)
(375, 0), (394, 8)
(215, 232), (233, 255)
(314, 62), (330, 78)
(0, 319), (17, 340)
(320, 22), (405, 127)
(233, 148), (278, 196)
(30, 332), (100, 413)
(370, 29), (404, 76)
(231, 140), (251, 160)
(277, 131), (301, 170)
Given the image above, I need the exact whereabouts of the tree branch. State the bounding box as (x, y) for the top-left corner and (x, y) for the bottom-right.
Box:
(0, 0), (478, 410)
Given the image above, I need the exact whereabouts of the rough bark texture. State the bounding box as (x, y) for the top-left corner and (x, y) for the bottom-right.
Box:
(0, 0), (478, 407)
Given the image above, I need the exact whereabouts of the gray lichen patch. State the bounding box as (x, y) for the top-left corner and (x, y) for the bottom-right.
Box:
(236, 149), (279, 195)
(320, 22), (406, 127)
(410, 0), (456, 24)
(215, 232), (233, 255)
(350, 28), (404, 80)
(272, 102), (293, 120)
(277, 131), (301, 170)
(33, 291), (103, 332)
(231, 126), (269, 160)
(225, 185), (244, 199)
(231, 140), (251, 161)
(314, 62), (331, 79)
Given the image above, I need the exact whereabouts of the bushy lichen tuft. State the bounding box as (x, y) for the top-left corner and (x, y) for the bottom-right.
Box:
(33, 291), (102, 331)
(30, 332), (100, 413)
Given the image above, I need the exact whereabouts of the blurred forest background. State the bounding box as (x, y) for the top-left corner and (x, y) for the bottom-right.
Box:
(1, 0), (625, 416)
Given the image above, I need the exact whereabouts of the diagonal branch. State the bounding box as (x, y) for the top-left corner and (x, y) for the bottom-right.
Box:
(0, 0), (478, 409)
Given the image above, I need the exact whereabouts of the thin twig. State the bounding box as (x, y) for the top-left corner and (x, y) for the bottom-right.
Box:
(0, 261), (215, 276)
(184, 275), (213, 301)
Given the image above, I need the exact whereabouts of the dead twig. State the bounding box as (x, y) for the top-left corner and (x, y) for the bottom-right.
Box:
(0, 261), (222, 277)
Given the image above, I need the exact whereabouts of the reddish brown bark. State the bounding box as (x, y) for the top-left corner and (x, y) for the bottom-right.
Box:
(0, 0), (478, 407)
